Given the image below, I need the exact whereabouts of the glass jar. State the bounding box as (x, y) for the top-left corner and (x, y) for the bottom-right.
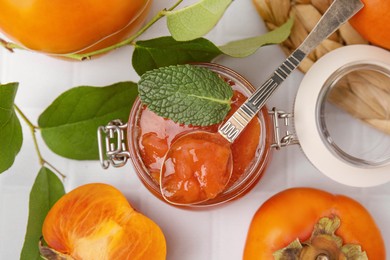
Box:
(127, 63), (273, 207)
(98, 45), (390, 208)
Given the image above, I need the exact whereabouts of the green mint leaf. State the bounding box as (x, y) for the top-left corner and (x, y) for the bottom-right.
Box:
(219, 17), (294, 57)
(138, 64), (233, 126)
(20, 167), (65, 260)
(132, 36), (222, 75)
(0, 82), (23, 173)
(166, 0), (233, 41)
(38, 82), (138, 160)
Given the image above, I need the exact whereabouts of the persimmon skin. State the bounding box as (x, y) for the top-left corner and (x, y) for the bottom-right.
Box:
(0, 0), (151, 54)
(243, 187), (385, 260)
(349, 0), (390, 50)
(42, 183), (166, 260)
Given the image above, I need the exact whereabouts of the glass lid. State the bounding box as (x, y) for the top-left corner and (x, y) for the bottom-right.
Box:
(319, 64), (390, 167)
(294, 45), (390, 187)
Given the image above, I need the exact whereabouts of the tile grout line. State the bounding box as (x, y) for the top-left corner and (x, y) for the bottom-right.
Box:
(0, 47), (7, 83)
(210, 211), (218, 260)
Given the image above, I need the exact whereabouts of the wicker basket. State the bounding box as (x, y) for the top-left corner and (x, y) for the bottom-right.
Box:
(253, 0), (390, 135)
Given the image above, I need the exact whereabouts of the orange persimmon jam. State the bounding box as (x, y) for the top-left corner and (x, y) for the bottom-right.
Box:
(161, 131), (233, 205)
(128, 63), (273, 207)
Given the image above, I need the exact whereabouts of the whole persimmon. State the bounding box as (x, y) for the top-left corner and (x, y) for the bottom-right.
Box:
(0, 0), (152, 54)
(243, 187), (385, 260)
(41, 183), (166, 260)
(350, 0), (390, 49)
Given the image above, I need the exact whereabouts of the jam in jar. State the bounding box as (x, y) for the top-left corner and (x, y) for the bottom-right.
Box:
(128, 63), (273, 207)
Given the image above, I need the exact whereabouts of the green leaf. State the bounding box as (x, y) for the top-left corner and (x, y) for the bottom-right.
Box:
(0, 82), (22, 173)
(38, 82), (138, 160)
(166, 0), (233, 41)
(132, 19), (293, 76)
(138, 64), (233, 126)
(132, 36), (222, 75)
(219, 17), (294, 57)
(20, 167), (65, 260)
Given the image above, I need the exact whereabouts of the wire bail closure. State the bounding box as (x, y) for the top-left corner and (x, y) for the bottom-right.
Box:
(269, 107), (298, 149)
(97, 119), (130, 169)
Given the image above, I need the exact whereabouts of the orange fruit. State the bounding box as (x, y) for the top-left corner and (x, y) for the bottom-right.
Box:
(0, 0), (152, 54)
(349, 0), (390, 49)
(42, 183), (166, 259)
(243, 187), (385, 259)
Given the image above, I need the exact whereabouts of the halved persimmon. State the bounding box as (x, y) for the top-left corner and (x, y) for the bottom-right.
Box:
(42, 183), (166, 259)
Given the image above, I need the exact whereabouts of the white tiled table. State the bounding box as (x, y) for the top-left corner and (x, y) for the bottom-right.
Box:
(1, 1), (389, 259)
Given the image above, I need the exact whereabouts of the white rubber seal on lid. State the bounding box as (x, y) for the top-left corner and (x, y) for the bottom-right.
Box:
(294, 45), (390, 187)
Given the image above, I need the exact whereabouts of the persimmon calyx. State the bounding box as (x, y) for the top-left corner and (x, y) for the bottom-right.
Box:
(39, 238), (75, 260)
(273, 216), (368, 260)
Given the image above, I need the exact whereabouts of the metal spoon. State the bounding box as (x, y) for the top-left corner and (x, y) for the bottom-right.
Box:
(160, 0), (364, 206)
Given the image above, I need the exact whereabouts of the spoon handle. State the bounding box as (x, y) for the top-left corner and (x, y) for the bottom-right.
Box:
(219, 0), (364, 143)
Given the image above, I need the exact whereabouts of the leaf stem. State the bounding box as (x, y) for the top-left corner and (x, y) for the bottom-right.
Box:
(14, 105), (66, 180)
(13, 104), (39, 130)
(43, 161), (66, 180)
(0, 38), (25, 52)
(0, 0), (184, 60)
(166, 0), (184, 11)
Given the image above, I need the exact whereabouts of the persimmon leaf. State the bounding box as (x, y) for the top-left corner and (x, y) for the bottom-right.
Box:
(38, 82), (138, 160)
(166, 0), (233, 41)
(138, 64), (233, 126)
(219, 17), (294, 57)
(132, 19), (293, 76)
(20, 167), (65, 260)
(133, 36), (222, 75)
(0, 82), (22, 173)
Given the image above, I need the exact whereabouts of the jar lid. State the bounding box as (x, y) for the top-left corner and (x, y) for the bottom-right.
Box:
(294, 45), (390, 187)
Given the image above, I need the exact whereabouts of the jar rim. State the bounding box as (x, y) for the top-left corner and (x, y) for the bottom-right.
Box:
(318, 62), (390, 168)
(294, 45), (390, 187)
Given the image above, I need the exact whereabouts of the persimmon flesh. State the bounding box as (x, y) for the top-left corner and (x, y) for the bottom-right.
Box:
(42, 183), (166, 259)
(0, 0), (152, 54)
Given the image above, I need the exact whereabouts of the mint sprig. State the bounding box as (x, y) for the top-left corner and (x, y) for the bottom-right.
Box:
(138, 64), (233, 126)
